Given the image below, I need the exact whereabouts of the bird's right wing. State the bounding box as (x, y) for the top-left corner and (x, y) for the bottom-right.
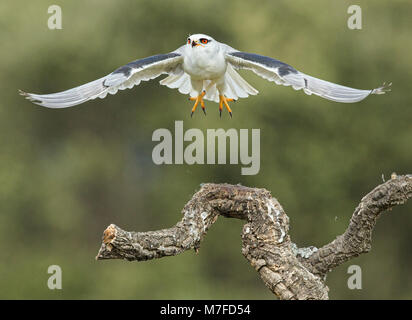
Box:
(225, 50), (391, 103)
(20, 50), (184, 108)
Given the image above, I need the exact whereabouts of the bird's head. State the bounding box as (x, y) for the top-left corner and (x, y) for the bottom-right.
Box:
(186, 34), (215, 49)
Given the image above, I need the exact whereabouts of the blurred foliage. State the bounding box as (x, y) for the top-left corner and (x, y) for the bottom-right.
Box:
(0, 0), (411, 299)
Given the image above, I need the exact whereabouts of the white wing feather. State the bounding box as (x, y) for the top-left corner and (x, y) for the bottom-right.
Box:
(225, 50), (391, 103)
(20, 49), (184, 108)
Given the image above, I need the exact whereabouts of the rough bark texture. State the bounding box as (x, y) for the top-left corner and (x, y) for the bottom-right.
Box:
(96, 174), (411, 300)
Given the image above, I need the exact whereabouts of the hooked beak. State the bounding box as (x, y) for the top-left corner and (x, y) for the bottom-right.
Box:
(192, 41), (200, 48)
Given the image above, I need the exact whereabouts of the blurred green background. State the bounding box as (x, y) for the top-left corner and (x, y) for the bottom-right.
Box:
(0, 0), (411, 299)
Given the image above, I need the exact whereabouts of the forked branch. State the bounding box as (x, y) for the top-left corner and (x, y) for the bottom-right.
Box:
(96, 174), (411, 300)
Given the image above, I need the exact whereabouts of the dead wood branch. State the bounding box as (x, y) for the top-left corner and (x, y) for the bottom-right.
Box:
(96, 174), (411, 300)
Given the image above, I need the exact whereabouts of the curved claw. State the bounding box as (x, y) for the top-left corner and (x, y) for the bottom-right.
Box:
(189, 91), (206, 117)
(219, 95), (234, 118)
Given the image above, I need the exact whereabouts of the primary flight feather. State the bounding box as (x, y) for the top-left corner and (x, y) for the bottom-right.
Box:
(20, 33), (391, 117)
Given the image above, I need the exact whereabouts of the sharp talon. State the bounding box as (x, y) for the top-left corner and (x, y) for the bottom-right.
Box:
(219, 95), (233, 117)
(191, 111), (194, 118)
(219, 110), (222, 118)
(202, 108), (206, 115)
(189, 92), (206, 116)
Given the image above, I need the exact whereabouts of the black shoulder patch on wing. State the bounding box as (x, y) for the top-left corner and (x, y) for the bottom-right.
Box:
(229, 52), (298, 77)
(112, 53), (181, 77)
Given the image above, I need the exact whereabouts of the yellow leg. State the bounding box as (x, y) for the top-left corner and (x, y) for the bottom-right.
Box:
(219, 95), (235, 118)
(189, 91), (206, 117)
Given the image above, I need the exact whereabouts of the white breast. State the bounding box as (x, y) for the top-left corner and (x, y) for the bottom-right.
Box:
(183, 45), (227, 80)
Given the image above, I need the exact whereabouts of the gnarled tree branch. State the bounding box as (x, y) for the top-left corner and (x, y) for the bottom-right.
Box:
(300, 173), (412, 278)
(96, 174), (411, 300)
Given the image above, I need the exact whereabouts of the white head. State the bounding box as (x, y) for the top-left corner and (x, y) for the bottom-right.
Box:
(186, 34), (216, 49)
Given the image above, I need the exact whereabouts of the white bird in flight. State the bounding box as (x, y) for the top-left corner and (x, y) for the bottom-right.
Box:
(20, 33), (391, 117)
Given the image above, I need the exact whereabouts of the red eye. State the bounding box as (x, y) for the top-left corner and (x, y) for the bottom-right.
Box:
(200, 38), (208, 44)
(187, 39), (191, 44)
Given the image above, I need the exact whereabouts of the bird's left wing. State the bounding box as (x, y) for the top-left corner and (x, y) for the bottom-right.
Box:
(20, 51), (184, 108)
(225, 50), (390, 103)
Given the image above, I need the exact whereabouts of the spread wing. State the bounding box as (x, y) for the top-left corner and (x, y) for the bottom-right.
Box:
(225, 51), (391, 103)
(20, 51), (184, 108)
